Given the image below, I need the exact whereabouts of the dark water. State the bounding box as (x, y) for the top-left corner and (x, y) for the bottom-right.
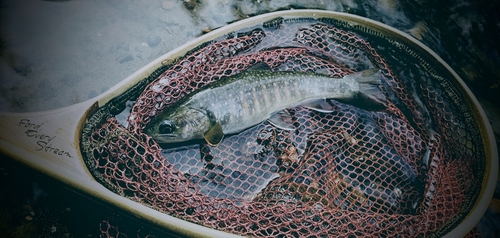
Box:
(1, 0), (499, 237)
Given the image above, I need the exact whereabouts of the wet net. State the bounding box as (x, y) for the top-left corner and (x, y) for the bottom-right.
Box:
(81, 16), (486, 237)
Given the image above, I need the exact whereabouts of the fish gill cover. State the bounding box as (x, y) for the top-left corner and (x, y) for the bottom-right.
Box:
(80, 16), (484, 237)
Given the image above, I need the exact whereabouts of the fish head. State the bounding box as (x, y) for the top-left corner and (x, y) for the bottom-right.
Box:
(144, 108), (212, 144)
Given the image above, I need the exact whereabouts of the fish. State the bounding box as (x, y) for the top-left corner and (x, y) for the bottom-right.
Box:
(144, 68), (385, 145)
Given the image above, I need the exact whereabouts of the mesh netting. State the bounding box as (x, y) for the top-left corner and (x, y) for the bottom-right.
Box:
(81, 17), (485, 237)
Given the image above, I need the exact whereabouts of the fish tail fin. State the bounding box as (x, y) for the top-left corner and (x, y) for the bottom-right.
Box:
(354, 68), (387, 107)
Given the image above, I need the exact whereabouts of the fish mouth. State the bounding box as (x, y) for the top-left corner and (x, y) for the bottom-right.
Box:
(151, 134), (179, 143)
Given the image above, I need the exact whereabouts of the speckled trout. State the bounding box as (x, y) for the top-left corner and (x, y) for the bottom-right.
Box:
(144, 68), (385, 145)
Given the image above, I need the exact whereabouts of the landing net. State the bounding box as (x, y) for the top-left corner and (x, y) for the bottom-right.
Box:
(81, 16), (485, 237)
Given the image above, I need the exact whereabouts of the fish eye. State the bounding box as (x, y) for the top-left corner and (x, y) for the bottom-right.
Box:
(158, 121), (176, 134)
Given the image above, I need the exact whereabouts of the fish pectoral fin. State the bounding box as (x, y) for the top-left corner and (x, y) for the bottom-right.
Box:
(302, 99), (336, 113)
(203, 123), (224, 146)
(268, 110), (295, 131)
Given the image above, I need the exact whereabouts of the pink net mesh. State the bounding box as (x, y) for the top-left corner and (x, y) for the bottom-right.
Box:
(81, 17), (485, 237)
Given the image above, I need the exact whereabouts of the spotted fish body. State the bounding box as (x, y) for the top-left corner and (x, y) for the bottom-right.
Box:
(144, 68), (384, 145)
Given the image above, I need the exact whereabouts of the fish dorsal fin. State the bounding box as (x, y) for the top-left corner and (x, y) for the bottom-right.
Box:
(246, 62), (271, 71)
(203, 122), (224, 146)
(268, 110), (295, 131)
(302, 99), (335, 113)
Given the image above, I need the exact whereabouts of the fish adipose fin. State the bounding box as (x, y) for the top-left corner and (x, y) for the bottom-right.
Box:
(204, 123), (224, 146)
(353, 68), (387, 108)
(268, 110), (295, 131)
